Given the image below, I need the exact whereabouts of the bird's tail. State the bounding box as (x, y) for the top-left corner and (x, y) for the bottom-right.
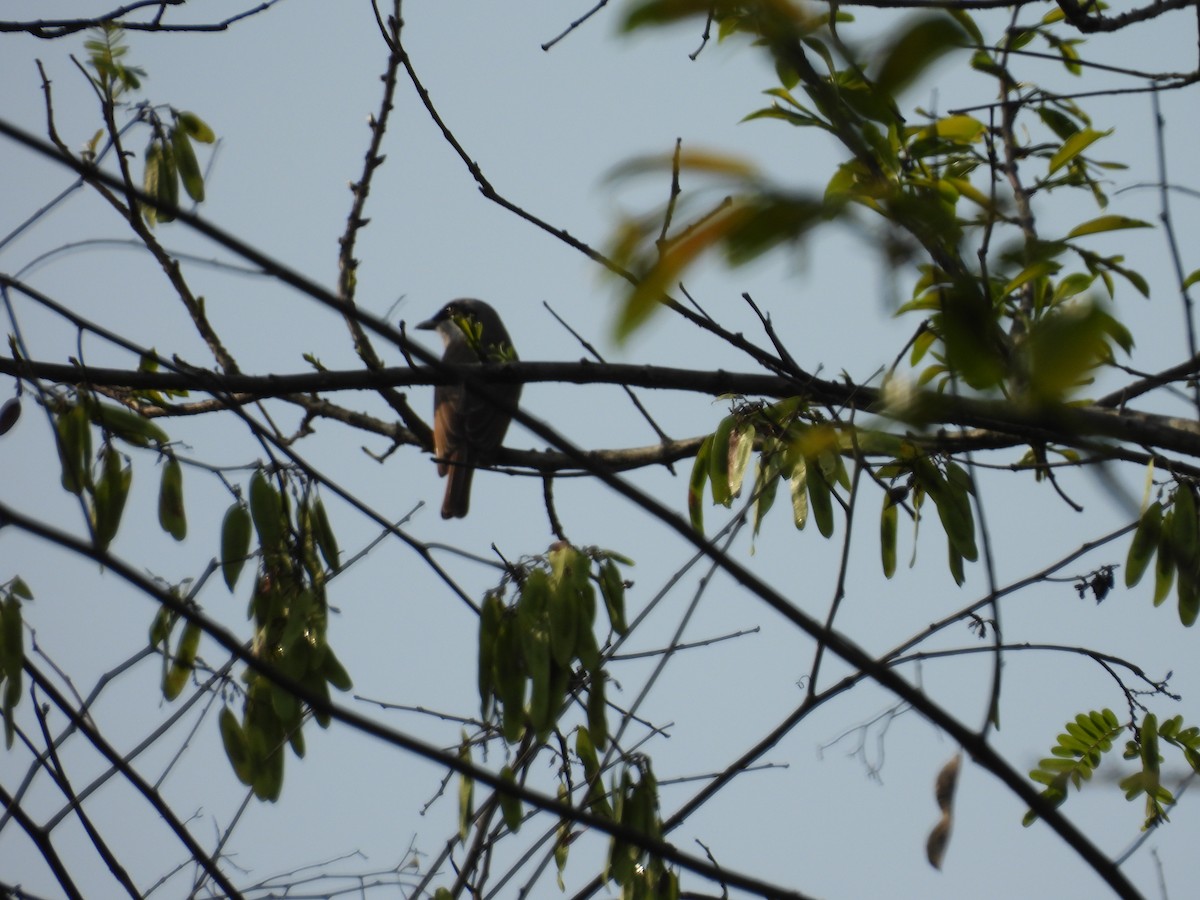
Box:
(442, 460), (475, 519)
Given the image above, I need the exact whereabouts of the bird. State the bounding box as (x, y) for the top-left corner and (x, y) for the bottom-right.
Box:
(417, 299), (520, 519)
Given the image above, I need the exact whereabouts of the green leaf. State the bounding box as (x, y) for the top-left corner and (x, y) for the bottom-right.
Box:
(495, 614), (526, 743)
(92, 445), (131, 552)
(728, 421), (755, 498)
(548, 575), (580, 669)
(947, 543), (965, 586)
(1066, 215), (1153, 239)
(458, 738), (474, 842)
(84, 398), (169, 446)
(599, 560), (628, 636)
(1037, 107), (1080, 141)
(688, 435), (712, 533)
(220, 502), (253, 591)
(311, 499), (340, 572)
(1155, 507), (1177, 606)
(171, 126), (204, 203)
(752, 451), (782, 537)
(323, 648), (353, 691)
(874, 15), (967, 99)
(588, 671), (608, 752)
(55, 404), (91, 495)
(1126, 501), (1163, 588)
(220, 706), (253, 785)
(1182, 268), (1200, 291)
(806, 458), (834, 538)
(158, 455), (187, 541)
(1048, 128), (1110, 175)
(2, 596), (24, 684)
(1170, 485), (1200, 626)
(478, 592), (503, 719)
(881, 499), (898, 579)
(249, 469), (285, 552)
(143, 139), (178, 225)
(177, 111), (216, 143)
(789, 457), (809, 529)
(163, 619), (200, 701)
(709, 416), (735, 507)
(499, 765), (522, 833)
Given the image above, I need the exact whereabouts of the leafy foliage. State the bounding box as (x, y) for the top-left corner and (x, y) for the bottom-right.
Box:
(1023, 709), (1124, 826)
(5, 1), (1200, 897)
(477, 543), (630, 747)
(1125, 479), (1200, 626)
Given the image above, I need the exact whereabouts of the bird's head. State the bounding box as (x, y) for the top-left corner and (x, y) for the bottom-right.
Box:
(417, 299), (516, 362)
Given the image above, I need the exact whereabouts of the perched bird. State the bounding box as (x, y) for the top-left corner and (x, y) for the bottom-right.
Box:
(417, 299), (520, 519)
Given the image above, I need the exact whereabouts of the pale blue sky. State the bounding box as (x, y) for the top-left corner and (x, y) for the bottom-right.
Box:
(2, 2), (1200, 898)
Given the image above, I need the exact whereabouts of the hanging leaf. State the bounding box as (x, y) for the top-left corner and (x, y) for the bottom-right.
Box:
(220, 502), (253, 591)
(249, 469), (285, 552)
(499, 765), (522, 833)
(311, 499), (340, 572)
(92, 445), (131, 552)
(163, 619), (200, 701)
(598, 559), (628, 635)
(688, 435), (712, 533)
(1126, 501), (1163, 588)
(158, 456), (187, 541)
(220, 706), (252, 785)
(881, 499), (898, 579)
(458, 736), (475, 842)
(55, 404), (92, 495)
(708, 415), (735, 507)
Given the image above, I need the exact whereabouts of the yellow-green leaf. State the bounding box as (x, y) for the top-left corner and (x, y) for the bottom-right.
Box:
(163, 619), (200, 701)
(171, 126), (204, 202)
(312, 499), (340, 572)
(1066, 215), (1152, 239)
(881, 499), (898, 579)
(709, 415), (735, 507)
(688, 435), (712, 533)
(599, 559), (628, 636)
(1048, 128), (1110, 175)
(177, 111), (215, 143)
(790, 457), (808, 529)
(458, 739), (475, 842)
(806, 458), (834, 538)
(728, 421), (755, 498)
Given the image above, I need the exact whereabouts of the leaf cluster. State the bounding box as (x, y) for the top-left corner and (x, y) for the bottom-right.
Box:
(148, 467), (348, 802)
(1026, 710), (1200, 831)
(1126, 480), (1200, 627)
(477, 544), (630, 749)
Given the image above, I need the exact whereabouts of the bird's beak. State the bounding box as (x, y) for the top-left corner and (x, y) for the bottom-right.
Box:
(416, 317), (437, 331)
